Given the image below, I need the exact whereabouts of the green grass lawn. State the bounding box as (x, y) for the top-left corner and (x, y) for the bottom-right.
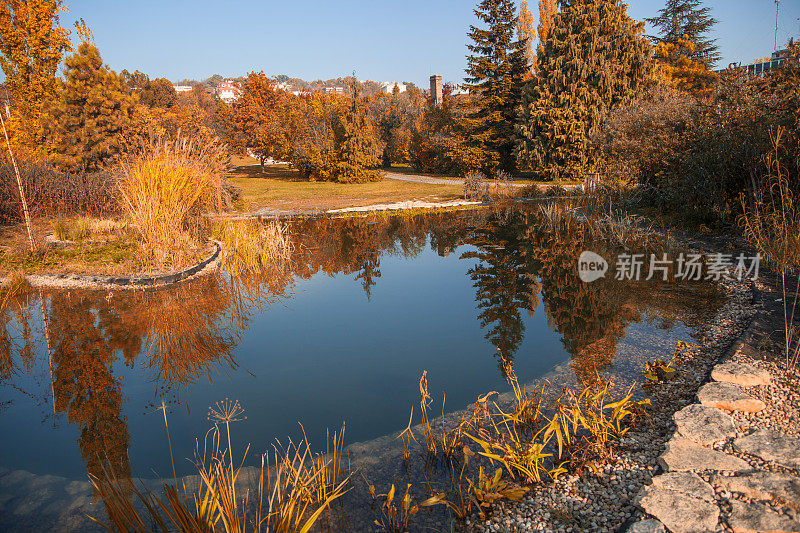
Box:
(229, 164), (464, 212)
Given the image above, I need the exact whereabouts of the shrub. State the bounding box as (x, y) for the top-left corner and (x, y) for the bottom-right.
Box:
(463, 171), (489, 200)
(0, 153), (118, 223)
(597, 42), (800, 224)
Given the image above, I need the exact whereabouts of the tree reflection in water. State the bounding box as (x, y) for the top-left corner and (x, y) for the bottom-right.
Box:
(0, 204), (721, 509)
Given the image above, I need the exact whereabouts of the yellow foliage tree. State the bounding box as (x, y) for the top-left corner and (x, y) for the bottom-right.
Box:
(654, 36), (718, 98)
(517, 1), (536, 78)
(0, 0), (71, 145)
(536, 0), (558, 56)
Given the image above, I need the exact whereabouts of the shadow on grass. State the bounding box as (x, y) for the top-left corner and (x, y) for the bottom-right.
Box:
(227, 164), (306, 182)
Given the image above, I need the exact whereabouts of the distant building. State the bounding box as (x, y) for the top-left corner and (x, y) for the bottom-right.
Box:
(173, 85), (193, 93)
(322, 86), (345, 95)
(378, 81), (407, 94)
(722, 49), (788, 76)
(451, 85), (469, 96)
(216, 80), (242, 103)
(430, 75), (442, 107)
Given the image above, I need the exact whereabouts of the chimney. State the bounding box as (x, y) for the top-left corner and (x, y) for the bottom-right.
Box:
(430, 75), (443, 107)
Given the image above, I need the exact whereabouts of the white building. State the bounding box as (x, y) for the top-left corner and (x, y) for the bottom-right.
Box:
(215, 80), (242, 103)
(379, 81), (407, 94)
(173, 85), (193, 93)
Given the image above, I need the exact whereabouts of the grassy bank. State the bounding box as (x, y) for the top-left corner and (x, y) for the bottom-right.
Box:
(229, 163), (464, 212)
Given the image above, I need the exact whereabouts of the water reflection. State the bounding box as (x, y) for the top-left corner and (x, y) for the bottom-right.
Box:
(0, 203), (722, 531)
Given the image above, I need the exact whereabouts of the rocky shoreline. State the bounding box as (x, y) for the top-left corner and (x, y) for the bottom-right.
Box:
(469, 272), (800, 533)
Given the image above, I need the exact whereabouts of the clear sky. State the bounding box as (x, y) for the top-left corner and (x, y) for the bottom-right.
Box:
(48, 0), (800, 86)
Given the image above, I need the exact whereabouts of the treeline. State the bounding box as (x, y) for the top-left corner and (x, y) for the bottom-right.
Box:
(1, 0), (797, 226)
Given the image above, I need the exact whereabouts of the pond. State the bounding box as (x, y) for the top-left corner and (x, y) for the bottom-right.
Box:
(0, 203), (724, 531)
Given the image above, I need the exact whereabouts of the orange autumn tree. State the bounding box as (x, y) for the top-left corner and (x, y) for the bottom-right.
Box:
(517, 1), (536, 78)
(536, 0), (558, 56)
(0, 0), (72, 146)
(654, 36), (718, 98)
(233, 71), (287, 172)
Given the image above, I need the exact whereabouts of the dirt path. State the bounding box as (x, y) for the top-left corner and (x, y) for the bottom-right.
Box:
(382, 171), (466, 185)
(383, 170), (583, 191)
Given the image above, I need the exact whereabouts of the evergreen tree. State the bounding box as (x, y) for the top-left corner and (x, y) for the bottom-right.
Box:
(463, 0), (529, 174)
(647, 0), (719, 68)
(334, 80), (381, 183)
(516, 0), (650, 181)
(46, 28), (137, 173)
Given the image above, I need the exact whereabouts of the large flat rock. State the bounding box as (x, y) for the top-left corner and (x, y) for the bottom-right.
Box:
(697, 382), (766, 413)
(728, 500), (800, 533)
(636, 473), (719, 533)
(651, 472), (717, 502)
(734, 429), (800, 469)
(659, 437), (751, 473)
(712, 471), (800, 509)
(674, 403), (736, 445)
(711, 362), (770, 387)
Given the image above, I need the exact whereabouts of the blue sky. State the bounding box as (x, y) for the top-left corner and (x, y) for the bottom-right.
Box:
(49, 0), (800, 85)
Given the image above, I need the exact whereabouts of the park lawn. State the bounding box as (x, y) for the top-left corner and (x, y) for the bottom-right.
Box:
(228, 164), (464, 212)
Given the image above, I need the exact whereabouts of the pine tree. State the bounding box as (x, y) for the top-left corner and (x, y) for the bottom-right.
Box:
(45, 26), (138, 173)
(463, 0), (529, 174)
(647, 0), (719, 68)
(516, 0), (651, 181)
(334, 80), (381, 183)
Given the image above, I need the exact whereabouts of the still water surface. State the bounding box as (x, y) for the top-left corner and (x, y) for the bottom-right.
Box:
(0, 205), (722, 530)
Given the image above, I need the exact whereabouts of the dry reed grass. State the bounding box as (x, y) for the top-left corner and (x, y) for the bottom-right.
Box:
(89, 404), (350, 533)
(210, 219), (293, 278)
(117, 134), (229, 267)
(740, 128), (800, 369)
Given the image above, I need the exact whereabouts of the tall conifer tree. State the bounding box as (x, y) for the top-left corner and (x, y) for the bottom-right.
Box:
(516, 0), (650, 181)
(463, 0), (529, 174)
(46, 26), (137, 173)
(647, 0), (719, 68)
(335, 80), (381, 183)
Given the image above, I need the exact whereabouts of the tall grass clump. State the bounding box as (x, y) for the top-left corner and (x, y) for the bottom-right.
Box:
(117, 135), (229, 267)
(740, 128), (800, 369)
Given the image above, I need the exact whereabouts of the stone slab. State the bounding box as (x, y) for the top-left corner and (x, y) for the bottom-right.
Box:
(674, 403), (736, 445)
(636, 483), (719, 533)
(728, 500), (800, 533)
(697, 382), (766, 413)
(734, 430), (800, 469)
(651, 472), (716, 502)
(712, 362), (770, 387)
(658, 437), (751, 473)
(712, 471), (800, 509)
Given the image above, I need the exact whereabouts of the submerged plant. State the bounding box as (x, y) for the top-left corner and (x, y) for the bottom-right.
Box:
(365, 480), (447, 533)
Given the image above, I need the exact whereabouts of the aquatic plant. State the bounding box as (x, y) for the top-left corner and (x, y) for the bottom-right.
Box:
(365, 480), (447, 533)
